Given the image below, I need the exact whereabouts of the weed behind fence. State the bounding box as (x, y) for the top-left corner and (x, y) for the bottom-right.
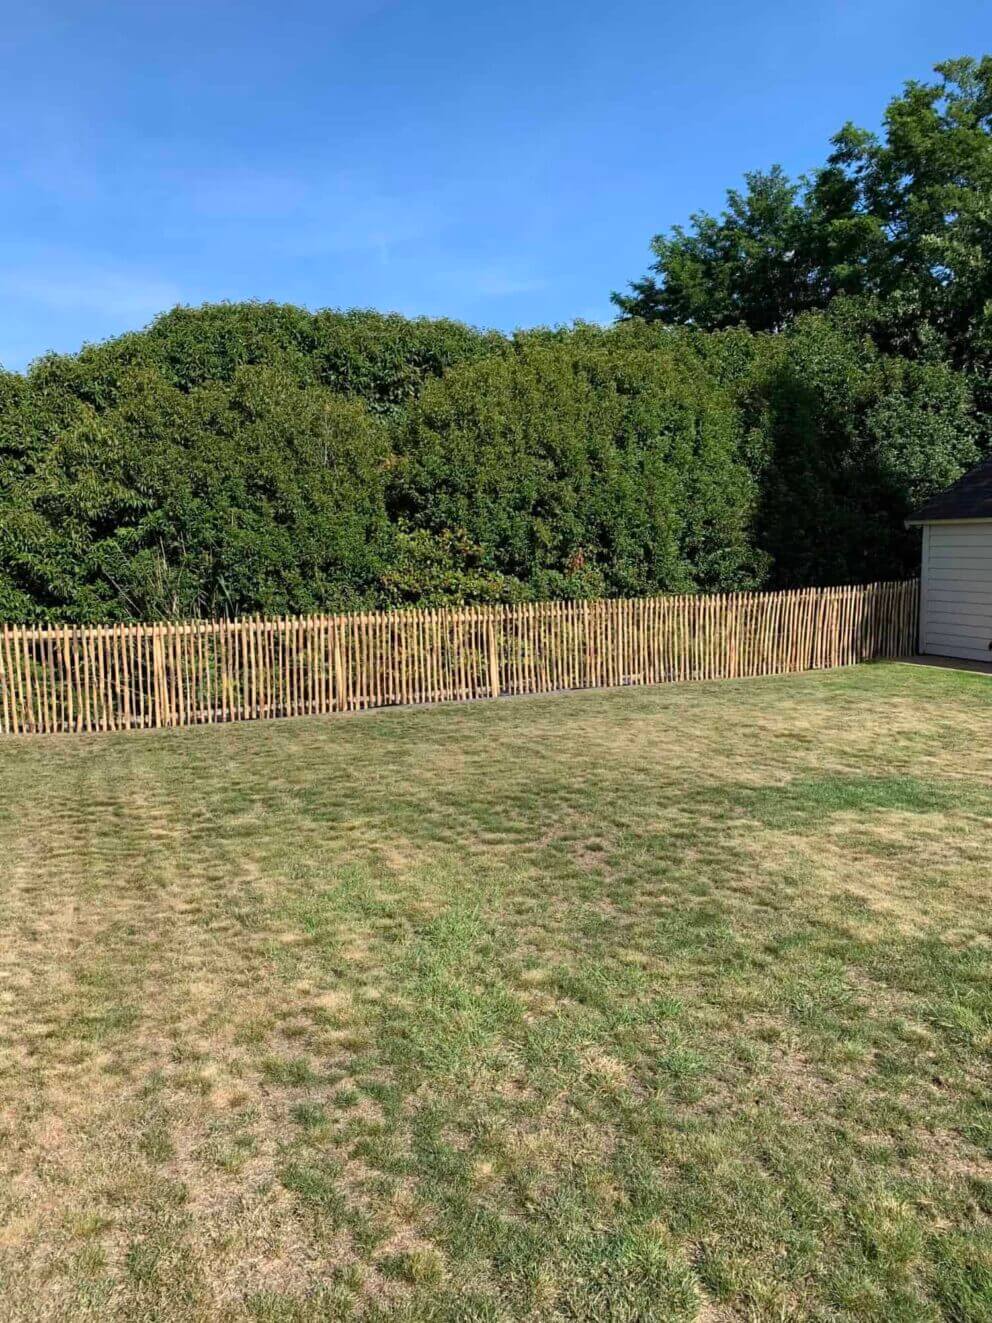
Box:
(0, 581), (918, 735)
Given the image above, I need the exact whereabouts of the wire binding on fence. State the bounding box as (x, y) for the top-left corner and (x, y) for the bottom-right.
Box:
(0, 580), (919, 736)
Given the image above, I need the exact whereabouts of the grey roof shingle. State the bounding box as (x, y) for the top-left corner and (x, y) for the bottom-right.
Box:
(906, 457), (992, 524)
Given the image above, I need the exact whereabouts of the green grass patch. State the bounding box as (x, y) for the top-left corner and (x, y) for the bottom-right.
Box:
(1, 663), (991, 1319)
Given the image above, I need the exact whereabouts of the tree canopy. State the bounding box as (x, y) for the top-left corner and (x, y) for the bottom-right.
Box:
(391, 334), (768, 602)
(614, 57), (992, 381)
(1, 300), (976, 619)
(1, 58), (987, 621)
(0, 366), (393, 622)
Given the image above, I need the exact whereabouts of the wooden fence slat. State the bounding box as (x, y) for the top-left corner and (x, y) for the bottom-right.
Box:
(0, 625), (12, 734)
(9, 626), (20, 734)
(0, 581), (920, 737)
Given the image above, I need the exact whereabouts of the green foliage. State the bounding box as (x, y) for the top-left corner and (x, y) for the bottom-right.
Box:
(809, 57), (992, 374)
(0, 298), (979, 618)
(615, 56), (992, 381)
(1, 367), (392, 621)
(581, 316), (977, 588)
(0, 303), (506, 621)
(391, 335), (769, 600)
(612, 55), (989, 587)
(25, 302), (505, 413)
(749, 313), (978, 585)
(613, 166), (824, 332)
(380, 527), (531, 608)
(1, 106), (985, 631)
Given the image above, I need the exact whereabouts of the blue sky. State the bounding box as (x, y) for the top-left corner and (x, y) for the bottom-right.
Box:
(1, 1), (987, 371)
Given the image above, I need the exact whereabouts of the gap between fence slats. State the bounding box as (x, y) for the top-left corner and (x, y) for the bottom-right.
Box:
(0, 580), (919, 736)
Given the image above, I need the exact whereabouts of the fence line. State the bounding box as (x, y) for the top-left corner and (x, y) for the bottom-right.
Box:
(0, 580), (918, 736)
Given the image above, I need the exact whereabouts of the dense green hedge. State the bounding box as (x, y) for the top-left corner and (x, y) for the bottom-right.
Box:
(391, 335), (767, 601)
(0, 302), (979, 621)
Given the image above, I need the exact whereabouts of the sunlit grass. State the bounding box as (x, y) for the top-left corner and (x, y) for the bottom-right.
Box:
(1, 663), (990, 1320)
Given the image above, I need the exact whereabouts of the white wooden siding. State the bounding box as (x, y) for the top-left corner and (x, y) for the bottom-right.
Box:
(920, 521), (992, 660)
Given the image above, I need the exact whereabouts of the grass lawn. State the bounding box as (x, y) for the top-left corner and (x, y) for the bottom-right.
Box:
(1, 664), (991, 1321)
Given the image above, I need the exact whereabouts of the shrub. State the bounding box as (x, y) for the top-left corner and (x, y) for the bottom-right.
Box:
(390, 336), (769, 599)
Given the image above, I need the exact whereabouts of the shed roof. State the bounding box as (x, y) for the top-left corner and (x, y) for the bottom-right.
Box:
(906, 457), (992, 525)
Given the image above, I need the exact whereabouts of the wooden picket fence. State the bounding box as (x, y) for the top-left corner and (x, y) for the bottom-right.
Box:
(0, 580), (918, 736)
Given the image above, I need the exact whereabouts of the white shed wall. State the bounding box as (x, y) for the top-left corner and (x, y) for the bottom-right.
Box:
(920, 520), (992, 660)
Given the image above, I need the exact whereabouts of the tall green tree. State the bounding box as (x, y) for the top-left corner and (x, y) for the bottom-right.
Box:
(613, 167), (825, 332)
(809, 56), (992, 375)
(751, 314), (978, 586)
(615, 57), (992, 376)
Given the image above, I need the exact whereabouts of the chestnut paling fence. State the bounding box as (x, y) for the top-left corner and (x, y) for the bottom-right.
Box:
(0, 580), (918, 736)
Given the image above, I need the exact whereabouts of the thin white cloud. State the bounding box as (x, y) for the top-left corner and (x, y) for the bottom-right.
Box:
(419, 262), (547, 300)
(178, 168), (312, 219)
(3, 265), (182, 321)
(155, 165), (453, 261)
(278, 187), (450, 260)
(468, 268), (548, 298)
